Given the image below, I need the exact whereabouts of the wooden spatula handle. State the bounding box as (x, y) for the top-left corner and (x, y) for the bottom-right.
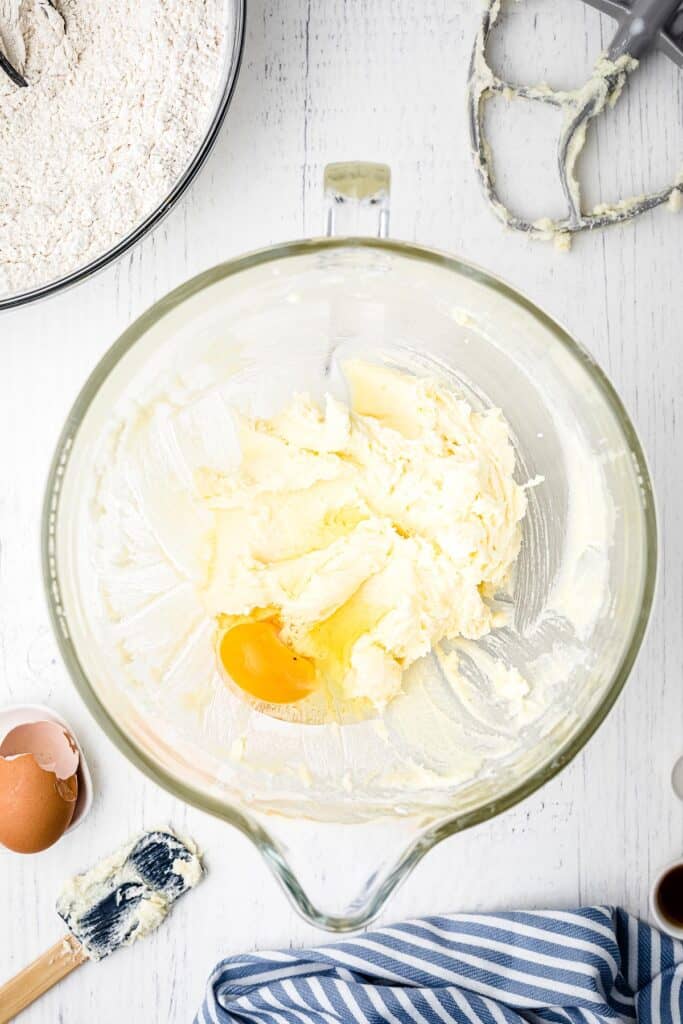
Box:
(0, 934), (87, 1023)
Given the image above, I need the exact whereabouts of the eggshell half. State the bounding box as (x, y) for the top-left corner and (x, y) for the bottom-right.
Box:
(0, 753), (78, 853)
(0, 721), (80, 779)
(0, 705), (93, 835)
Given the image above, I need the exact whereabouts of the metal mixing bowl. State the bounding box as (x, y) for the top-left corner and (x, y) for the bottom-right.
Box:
(0, 0), (245, 312)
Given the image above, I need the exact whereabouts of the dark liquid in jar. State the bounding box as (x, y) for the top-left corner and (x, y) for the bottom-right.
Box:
(656, 865), (683, 926)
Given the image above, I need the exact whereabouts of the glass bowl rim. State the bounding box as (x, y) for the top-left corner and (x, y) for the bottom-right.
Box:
(41, 235), (658, 930)
(0, 0), (246, 312)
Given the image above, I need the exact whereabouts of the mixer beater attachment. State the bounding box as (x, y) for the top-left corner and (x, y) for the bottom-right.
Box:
(468, 0), (683, 242)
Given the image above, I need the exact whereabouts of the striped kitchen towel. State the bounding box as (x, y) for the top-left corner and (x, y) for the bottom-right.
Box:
(196, 907), (683, 1023)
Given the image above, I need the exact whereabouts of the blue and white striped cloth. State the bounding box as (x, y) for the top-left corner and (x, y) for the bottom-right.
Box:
(196, 908), (683, 1024)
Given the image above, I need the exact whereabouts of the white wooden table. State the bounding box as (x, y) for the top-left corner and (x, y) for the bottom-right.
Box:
(1, 1), (681, 1020)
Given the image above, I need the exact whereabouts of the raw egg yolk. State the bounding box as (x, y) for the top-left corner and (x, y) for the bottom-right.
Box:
(219, 621), (316, 704)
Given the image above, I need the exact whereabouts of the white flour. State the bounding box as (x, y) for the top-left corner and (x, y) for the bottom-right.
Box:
(0, 0), (230, 298)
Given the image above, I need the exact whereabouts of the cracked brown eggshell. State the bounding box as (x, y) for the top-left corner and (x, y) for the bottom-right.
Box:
(0, 721), (80, 853)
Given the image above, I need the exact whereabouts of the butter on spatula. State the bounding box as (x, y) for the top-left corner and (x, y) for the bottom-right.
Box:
(57, 829), (203, 959)
(0, 830), (203, 1022)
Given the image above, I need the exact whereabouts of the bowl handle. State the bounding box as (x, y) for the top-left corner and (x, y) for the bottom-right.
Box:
(324, 162), (391, 239)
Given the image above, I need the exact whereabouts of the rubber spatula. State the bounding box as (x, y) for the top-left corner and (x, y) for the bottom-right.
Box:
(0, 830), (203, 1022)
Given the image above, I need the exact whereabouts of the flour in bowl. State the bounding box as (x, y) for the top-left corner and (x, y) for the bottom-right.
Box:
(0, 0), (231, 298)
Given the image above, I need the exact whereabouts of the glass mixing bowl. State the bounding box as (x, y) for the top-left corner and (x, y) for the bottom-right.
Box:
(43, 163), (657, 930)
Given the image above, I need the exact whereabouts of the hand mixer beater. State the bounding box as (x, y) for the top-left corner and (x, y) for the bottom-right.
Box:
(469, 0), (683, 241)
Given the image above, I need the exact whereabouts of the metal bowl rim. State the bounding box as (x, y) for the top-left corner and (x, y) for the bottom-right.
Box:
(0, 0), (246, 312)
